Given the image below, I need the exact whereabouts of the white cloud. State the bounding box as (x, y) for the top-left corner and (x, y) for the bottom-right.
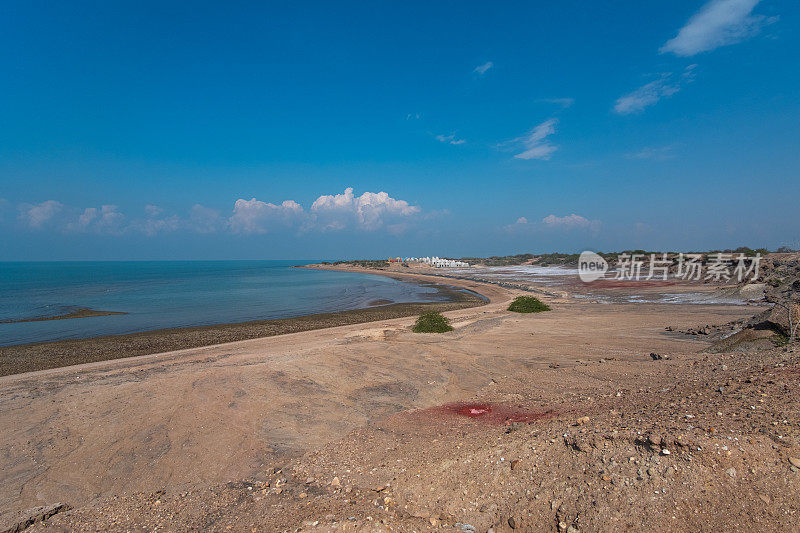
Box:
(188, 204), (224, 233)
(144, 204), (164, 217)
(614, 66), (696, 115)
(614, 77), (677, 115)
(626, 145), (676, 161)
(504, 212), (600, 233)
(473, 61), (493, 75)
(513, 118), (559, 160)
(660, 0), (774, 56)
(542, 213), (601, 232)
(134, 215), (180, 237)
(229, 198), (304, 234)
(12, 189), (423, 237)
(18, 200), (64, 229)
(538, 97), (574, 108)
(68, 205), (126, 234)
(127, 204), (181, 236)
(227, 188), (420, 234)
(310, 187), (420, 232)
(436, 133), (466, 145)
(19, 201), (129, 234)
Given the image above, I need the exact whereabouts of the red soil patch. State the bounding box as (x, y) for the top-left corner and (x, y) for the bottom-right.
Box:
(421, 402), (555, 425)
(456, 403), (493, 417)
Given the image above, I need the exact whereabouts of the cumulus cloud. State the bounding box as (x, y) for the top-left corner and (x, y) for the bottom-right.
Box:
(130, 204), (180, 236)
(660, 0), (775, 56)
(68, 205), (126, 234)
(11, 188), (423, 237)
(16, 201), (177, 236)
(310, 187), (420, 232)
(542, 213), (601, 232)
(436, 133), (466, 145)
(512, 118), (559, 160)
(18, 201), (129, 234)
(129, 205), (180, 236)
(614, 65), (696, 115)
(226, 188), (420, 234)
(473, 61), (493, 75)
(229, 198), (304, 234)
(144, 204), (164, 217)
(18, 200), (64, 229)
(504, 213), (600, 234)
(188, 204), (224, 234)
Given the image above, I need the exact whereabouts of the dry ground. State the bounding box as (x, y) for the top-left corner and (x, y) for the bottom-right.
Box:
(1, 272), (797, 532)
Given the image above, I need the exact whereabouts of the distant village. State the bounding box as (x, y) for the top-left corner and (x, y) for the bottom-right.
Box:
(387, 256), (470, 268)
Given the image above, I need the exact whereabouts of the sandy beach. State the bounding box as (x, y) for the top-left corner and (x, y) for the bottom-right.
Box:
(3, 265), (796, 531)
(0, 274), (486, 377)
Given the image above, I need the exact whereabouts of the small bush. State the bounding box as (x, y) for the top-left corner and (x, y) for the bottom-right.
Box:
(507, 296), (551, 313)
(412, 311), (454, 333)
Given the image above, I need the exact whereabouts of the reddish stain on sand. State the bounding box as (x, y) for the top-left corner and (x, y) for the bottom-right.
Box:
(458, 404), (492, 417)
(425, 402), (554, 425)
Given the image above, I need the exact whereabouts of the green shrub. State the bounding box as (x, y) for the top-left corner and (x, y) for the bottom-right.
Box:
(507, 296), (551, 313)
(412, 311), (454, 333)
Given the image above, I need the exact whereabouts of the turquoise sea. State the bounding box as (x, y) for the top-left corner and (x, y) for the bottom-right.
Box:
(0, 261), (451, 346)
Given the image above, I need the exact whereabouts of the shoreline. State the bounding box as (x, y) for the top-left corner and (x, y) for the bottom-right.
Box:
(0, 279), (770, 530)
(0, 271), (493, 377)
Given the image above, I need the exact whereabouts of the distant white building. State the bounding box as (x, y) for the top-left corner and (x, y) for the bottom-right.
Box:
(404, 256), (469, 268)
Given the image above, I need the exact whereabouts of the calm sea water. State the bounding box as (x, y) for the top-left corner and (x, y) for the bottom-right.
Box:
(0, 261), (449, 346)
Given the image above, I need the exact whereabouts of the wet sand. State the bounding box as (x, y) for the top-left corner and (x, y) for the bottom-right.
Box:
(0, 276), (486, 377)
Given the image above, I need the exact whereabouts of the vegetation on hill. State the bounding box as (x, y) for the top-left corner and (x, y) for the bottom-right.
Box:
(507, 296), (551, 313)
(319, 246), (781, 270)
(459, 254), (533, 266)
(412, 311), (454, 333)
(535, 253), (580, 266)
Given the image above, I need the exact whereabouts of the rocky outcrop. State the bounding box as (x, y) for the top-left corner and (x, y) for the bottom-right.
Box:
(0, 503), (70, 533)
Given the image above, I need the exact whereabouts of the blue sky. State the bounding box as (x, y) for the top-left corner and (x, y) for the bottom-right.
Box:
(1, 0), (798, 260)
